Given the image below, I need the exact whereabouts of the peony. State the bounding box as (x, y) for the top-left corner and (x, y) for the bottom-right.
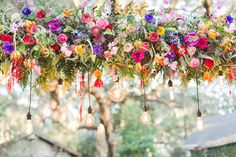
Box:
(81, 13), (93, 24)
(149, 32), (159, 42)
(97, 19), (109, 29)
(189, 58), (200, 68)
(197, 37), (208, 49)
(123, 43), (133, 53)
(57, 34), (67, 43)
(131, 50), (145, 62)
(184, 32), (199, 46)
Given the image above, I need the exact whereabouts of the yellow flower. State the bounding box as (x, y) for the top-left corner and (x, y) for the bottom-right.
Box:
(135, 63), (142, 72)
(134, 41), (143, 50)
(205, 21), (212, 28)
(208, 30), (217, 40)
(154, 56), (163, 65)
(156, 27), (165, 36)
(64, 9), (72, 17)
(94, 69), (102, 78)
(75, 44), (86, 56)
(25, 21), (36, 32)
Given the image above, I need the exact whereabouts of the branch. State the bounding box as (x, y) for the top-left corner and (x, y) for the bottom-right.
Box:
(78, 126), (97, 130)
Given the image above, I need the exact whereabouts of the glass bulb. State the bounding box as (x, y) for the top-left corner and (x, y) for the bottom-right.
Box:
(109, 82), (126, 102)
(58, 85), (64, 99)
(197, 116), (203, 131)
(26, 119), (33, 135)
(84, 113), (95, 127)
(140, 111), (151, 125)
(169, 87), (174, 101)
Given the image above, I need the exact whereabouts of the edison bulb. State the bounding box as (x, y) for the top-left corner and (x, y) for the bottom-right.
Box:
(84, 113), (95, 127)
(169, 87), (174, 101)
(140, 111), (151, 125)
(109, 82), (126, 102)
(197, 116), (203, 131)
(26, 119), (33, 135)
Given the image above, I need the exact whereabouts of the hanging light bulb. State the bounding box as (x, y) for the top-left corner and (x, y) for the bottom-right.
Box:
(168, 80), (174, 101)
(84, 106), (95, 127)
(109, 79), (126, 102)
(58, 78), (64, 99)
(26, 112), (33, 135)
(140, 107), (151, 125)
(218, 71), (224, 86)
(196, 110), (203, 131)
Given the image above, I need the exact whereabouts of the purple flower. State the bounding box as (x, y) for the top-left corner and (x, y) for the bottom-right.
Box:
(226, 15), (234, 25)
(184, 32), (199, 46)
(21, 7), (31, 16)
(131, 50), (145, 62)
(93, 45), (103, 56)
(2, 42), (14, 54)
(145, 14), (155, 23)
(48, 19), (61, 31)
(166, 52), (176, 61)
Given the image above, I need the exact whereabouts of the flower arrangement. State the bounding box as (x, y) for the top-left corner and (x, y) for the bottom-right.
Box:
(0, 2), (235, 91)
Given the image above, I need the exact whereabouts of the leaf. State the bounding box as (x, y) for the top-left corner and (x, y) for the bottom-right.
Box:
(18, 43), (25, 53)
(91, 54), (96, 63)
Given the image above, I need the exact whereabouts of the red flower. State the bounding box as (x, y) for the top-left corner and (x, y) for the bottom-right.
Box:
(149, 32), (159, 42)
(91, 26), (101, 37)
(23, 35), (36, 45)
(176, 45), (188, 57)
(37, 10), (46, 19)
(197, 37), (208, 49)
(0, 34), (13, 43)
(105, 25), (113, 30)
(94, 79), (104, 88)
(204, 59), (215, 68)
(51, 43), (61, 51)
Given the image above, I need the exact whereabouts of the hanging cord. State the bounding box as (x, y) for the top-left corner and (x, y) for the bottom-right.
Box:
(87, 71), (92, 113)
(27, 70), (33, 119)
(196, 75), (201, 116)
(143, 79), (148, 111)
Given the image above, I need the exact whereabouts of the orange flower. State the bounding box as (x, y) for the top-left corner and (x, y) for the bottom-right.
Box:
(64, 9), (72, 16)
(11, 51), (21, 60)
(208, 30), (217, 40)
(75, 44), (86, 55)
(203, 72), (213, 82)
(154, 56), (163, 65)
(135, 63), (142, 72)
(25, 21), (36, 32)
(94, 69), (102, 78)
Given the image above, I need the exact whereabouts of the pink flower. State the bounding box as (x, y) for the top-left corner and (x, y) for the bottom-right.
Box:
(110, 47), (118, 55)
(140, 42), (149, 52)
(131, 50), (145, 62)
(91, 26), (101, 37)
(81, 13), (93, 24)
(187, 47), (196, 56)
(96, 19), (109, 29)
(197, 37), (208, 49)
(189, 58), (200, 68)
(123, 43), (133, 52)
(162, 58), (169, 66)
(149, 32), (159, 42)
(170, 61), (177, 71)
(57, 33), (67, 43)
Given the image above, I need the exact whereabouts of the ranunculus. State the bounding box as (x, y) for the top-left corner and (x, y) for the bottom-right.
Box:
(93, 45), (103, 56)
(2, 41), (14, 54)
(51, 43), (61, 52)
(91, 26), (101, 37)
(23, 35), (36, 45)
(48, 18), (61, 31)
(0, 34), (13, 43)
(145, 14), (155, 23)
(197, 37), (208, 49)
(149, 32), (159, 42)
(204, 59), (215, 68)
(184, 32), (199, 46)
(21, 7), (31, 16)
(187, 47), (196, 56)
(97, 19), (109, 29)
(189, 58), (200, 68)
(57, 34), (67, 43)
(37, 10), (46, 19)
(123, 43), (133, 53)
(81, 13), (93, 24)
(131, 50), (145, 62)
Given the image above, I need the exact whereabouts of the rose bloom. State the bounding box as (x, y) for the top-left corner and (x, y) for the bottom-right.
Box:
(96, 19), (109, 29)
(187, 46), (196, 56)
(189, 58), (200, 68)
(91, 26), (101, 37)
(81, 13), (93, 24)
(123, 43), (133, 53)
(204, 59), (215, 68)
(57, 34), (67, 43)
(149, 32), (159, 42)
(197, 37), (208, 49)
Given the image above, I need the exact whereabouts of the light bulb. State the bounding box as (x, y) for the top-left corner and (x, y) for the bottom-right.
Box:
(58, 78), (64, 99)
(26, 119), (33, 135)
(84, 113), (95, 127)
(140, 111), (151, 125)
(109, 82), (126, 102)
(169, 87), (174, 101)
(197, 116), (203, 131)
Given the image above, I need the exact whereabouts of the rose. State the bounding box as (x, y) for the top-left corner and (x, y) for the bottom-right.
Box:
(37, 10), (46, 19)
(145, 14), (155, 23)
(91, 26), (101, 37)
(57, 34), (67, 43)
(189, 58), (200, 68)
(123, 43), (133, 53)
(204, 59), (215, 68)
(197, 37), (208, 49)
(149, 32), (159, 42)
(81, 13), (93, 24)
(51, 43), (61, 52)
(97, 19), (109, 29)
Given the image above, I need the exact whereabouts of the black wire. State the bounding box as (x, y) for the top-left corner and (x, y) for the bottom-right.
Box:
(196, 75), (200, 111)
(88, 71), (91, 107)
(143, 80), (147, 108)
(28, 69), (32, 113)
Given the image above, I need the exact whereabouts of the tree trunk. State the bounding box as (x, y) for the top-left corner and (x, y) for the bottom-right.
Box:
(204, 0), (211, 17)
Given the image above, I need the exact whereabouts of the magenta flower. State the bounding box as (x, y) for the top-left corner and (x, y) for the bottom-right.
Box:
(185, 32), (199, 46)
(131, 50), (145, 62)
(48, 18), (61, 31)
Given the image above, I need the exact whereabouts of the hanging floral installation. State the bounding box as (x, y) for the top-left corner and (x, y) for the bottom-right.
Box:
(0, 1), (235, 92)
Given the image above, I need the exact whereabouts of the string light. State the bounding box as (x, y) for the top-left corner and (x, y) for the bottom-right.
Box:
(196, 76), (203, 131)
(168, 80), (174, 101)
(140, 80), (151, 125)
(109, 77), (126, 102)
(26, 70), (33, 135)
(84, 71), (95, 127)
(58, 78), (64, 99)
